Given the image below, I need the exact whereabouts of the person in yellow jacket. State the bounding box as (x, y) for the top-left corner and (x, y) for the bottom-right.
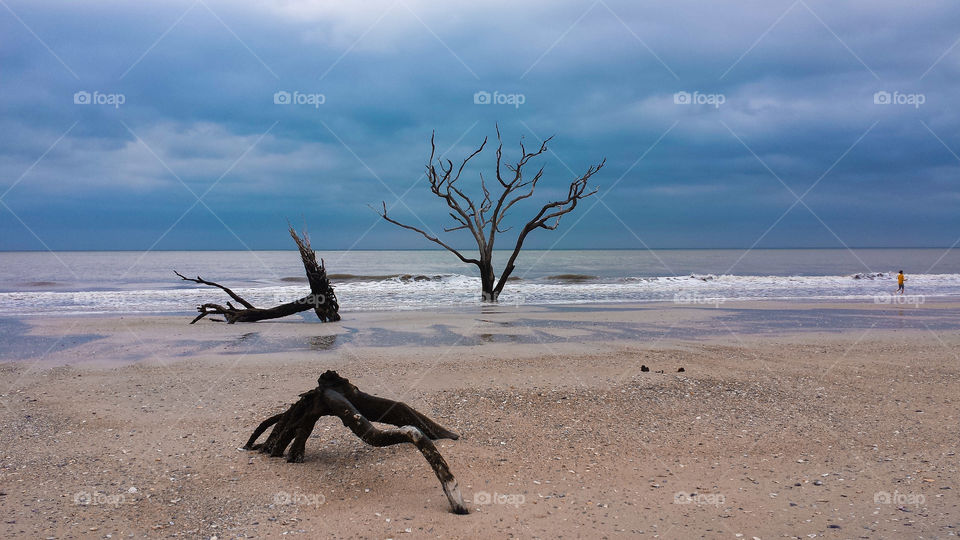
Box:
(897, 270), (906, 295)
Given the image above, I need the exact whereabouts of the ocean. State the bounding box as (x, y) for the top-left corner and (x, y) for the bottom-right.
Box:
(1, 248), (958, 316)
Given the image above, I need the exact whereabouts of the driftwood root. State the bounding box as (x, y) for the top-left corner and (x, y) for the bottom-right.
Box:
(244, 371), (467, 514)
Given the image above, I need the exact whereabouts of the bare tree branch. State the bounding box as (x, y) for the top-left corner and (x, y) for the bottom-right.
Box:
(375, 202), (481, 266)
(377, 127), (604, 301)
(493, 159), (604, 296)
(174, 228), (340, 323)
(175, 271), (255, 309)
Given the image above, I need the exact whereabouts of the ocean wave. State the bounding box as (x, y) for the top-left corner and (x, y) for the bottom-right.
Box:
(328, 273), (450, 282)
(21, 281), (59, 287)
(851, 272), (888, 280)
(3, 272), (959, 316)
(546, 274), (598, 282)
(621, 272), (902, 284)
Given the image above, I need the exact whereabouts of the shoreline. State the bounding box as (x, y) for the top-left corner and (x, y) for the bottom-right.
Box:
(4, 300), (959, 368)
(2, 292), (955, 319)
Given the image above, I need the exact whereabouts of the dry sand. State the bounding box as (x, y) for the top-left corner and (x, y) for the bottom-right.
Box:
(1, 301), (958, 539)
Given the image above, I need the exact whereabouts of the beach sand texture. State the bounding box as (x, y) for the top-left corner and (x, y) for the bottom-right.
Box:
(1, 302), (958, 538)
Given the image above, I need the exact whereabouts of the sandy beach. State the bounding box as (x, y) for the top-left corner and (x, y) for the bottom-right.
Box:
(5, 0), (960, 538)
(1, 301), (958, 539)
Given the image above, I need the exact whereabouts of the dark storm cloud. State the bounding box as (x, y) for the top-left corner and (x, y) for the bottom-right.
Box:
(1, 0), (958, 250)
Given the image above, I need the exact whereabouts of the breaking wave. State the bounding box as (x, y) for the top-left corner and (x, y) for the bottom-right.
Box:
(546, 274), (598, 282)
(327, 273), (449, 282)
(2, 271), (959, 316)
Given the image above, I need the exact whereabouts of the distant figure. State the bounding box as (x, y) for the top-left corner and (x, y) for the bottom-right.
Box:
(897, 270), (906, 295)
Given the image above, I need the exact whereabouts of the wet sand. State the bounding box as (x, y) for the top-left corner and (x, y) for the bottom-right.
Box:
(1, 301), (958, 538)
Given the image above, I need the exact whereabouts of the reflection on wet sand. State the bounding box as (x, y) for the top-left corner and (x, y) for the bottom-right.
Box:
(6, 303), (958, 362)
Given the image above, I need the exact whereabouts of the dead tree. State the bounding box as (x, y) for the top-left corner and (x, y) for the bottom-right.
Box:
(377, 126), (604, 302)
(244, 370), (468, 514)
(175, 227), (340, 323)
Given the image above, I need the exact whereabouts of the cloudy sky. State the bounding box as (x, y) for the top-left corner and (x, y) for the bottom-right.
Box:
(1, 0), (958, 250)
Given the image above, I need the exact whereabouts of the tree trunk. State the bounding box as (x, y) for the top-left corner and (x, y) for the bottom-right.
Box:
(195, 294), (329, 324)
(493, 263), (515, 300)
(479, 261), (498, 302)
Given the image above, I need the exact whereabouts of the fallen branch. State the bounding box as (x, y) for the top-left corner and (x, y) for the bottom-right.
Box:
(175, 227), (340, 323)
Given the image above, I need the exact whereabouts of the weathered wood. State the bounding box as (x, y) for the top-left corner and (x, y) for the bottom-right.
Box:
(244, 371), (468, 514)
(175, 227), (340, 323)
(377, 126), (604, 302)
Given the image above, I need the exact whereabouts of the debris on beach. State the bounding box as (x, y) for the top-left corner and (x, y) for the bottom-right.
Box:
(175, 226), (340, 324)
(244, 370), (467, 514)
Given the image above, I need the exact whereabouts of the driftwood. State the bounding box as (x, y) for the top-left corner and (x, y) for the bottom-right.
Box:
(244, 371), (468, 514)
(175, 227), (340, 323)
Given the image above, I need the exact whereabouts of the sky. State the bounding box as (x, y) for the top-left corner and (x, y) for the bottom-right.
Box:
(1, 0), (958, 251)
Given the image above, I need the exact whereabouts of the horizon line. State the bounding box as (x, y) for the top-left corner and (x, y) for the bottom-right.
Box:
(0, 246), (954, 253)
